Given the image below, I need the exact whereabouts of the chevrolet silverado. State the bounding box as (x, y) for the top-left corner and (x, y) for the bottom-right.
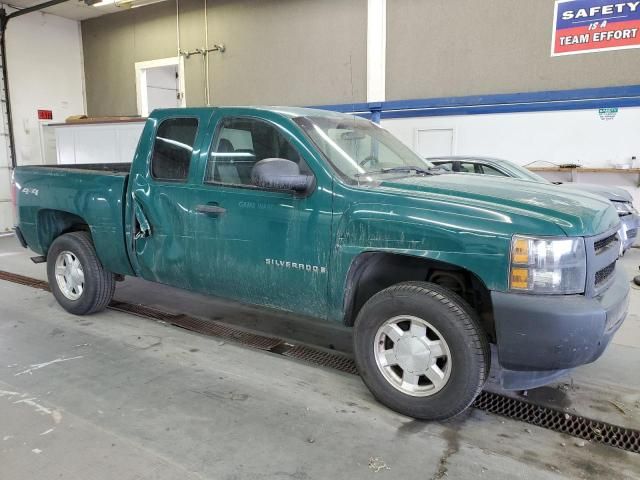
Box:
(12, 107), (630, 420)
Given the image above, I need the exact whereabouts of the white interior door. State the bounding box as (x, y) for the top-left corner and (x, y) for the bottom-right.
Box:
(146, 66), (180, 111)
(135, 57), (186, 117)
(415, 128), (454, 158)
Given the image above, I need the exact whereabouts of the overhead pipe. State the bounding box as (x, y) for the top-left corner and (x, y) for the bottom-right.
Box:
(6, 0), (69, 19)
(204, 0), (209, 106)
(0, 0), (70, 169)
(175, 0), (179, 53)
(180, 45), (224, 58)
(177, 0), (223, 106)
(0, 15), (17, 169)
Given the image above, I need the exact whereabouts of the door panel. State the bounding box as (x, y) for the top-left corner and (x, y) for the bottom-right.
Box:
(133, 183), (200, 288)
(129, 112), (212, 290)
(190, 113), (334, 318)
(192, 187), (331, 313)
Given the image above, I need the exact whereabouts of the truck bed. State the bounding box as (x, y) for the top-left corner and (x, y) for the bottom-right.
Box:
(14, 164), (134, 276)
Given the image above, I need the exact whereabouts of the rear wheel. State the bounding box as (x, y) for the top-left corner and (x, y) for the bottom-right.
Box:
(47, 232), (115, 315)
(353, 281), (489, 420)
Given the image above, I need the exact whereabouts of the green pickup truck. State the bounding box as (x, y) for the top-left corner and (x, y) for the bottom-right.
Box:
(12, 107), (629, 420)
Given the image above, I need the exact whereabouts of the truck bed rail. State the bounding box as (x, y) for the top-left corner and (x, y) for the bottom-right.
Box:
(23, 163), (131, 174)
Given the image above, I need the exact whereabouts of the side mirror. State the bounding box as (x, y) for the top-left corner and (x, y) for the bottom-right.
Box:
(251, 158), (314, 192)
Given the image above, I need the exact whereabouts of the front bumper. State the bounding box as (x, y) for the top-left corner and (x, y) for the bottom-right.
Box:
(491, 268), (629, 377)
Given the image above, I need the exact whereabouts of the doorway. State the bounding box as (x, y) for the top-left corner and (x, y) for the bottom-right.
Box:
(135, 57), (186, 117)
(414, 128), (455, 158)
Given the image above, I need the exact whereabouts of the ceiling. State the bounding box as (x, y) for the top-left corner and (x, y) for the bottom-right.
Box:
(5, 0), (123, 21)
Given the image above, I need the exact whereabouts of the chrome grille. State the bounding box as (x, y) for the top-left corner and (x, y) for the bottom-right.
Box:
(593, 233), (617, 253)
(595, 262), (615, 286)
(584, 227), (620, 297)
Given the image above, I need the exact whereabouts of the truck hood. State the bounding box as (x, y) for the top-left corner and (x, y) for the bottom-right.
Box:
(557, 182), (633, 203)
(375, 173), (619, 237)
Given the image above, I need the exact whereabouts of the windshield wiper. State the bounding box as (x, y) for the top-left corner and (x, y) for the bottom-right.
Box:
(355, 166), (438, 177)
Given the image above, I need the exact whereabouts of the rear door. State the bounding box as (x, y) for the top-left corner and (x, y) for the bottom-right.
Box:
(128, 110), (213, 288)
(188, 110), (334, 318)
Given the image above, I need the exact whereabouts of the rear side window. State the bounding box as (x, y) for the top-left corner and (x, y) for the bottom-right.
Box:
(480, 165), (507, 176)
(458, 162), (477, 173)
(151, 118), (199, 181)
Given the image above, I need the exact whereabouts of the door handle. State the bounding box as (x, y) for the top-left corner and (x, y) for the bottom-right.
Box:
(196, 204), (226, 216)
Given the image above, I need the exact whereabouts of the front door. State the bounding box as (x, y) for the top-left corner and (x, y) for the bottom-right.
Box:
(189, 112), (334, 318)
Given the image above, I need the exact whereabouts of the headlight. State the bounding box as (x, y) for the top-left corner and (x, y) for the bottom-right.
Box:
(613, 202), (632, 215)
(510, 235), (586, 294)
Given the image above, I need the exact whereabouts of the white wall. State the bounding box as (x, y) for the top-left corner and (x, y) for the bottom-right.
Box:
(382, 107), (640, 208)
(7, 12), (86, 166)
(51, 121), (144, 165)
(0, 12), (85, 232)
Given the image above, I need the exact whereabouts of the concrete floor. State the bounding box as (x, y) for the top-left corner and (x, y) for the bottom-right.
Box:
(0, 233), (639, 479)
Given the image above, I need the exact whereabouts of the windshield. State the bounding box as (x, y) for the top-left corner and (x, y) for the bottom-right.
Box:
(294, 115), (435, 182)
(503, 162), (550, 183)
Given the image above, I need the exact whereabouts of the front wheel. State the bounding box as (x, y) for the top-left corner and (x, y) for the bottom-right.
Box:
(47, 231), (115, 315)
(353, 282), (489, 420)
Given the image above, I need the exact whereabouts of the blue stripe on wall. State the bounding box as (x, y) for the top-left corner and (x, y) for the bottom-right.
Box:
(310, 85), (640, 120)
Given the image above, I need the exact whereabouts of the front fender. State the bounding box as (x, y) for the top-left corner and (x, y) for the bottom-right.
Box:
(327, 199), (566, 321)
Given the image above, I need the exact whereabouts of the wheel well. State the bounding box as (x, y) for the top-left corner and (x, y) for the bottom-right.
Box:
(37, 209), (91, 255)
(343, 252), (495, 341)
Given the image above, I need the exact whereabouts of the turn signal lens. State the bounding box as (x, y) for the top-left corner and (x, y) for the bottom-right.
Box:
(510, 268), (529, 290)
(512, 238), (530, 264)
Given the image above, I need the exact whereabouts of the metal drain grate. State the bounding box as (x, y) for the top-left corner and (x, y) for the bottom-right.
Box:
(108, 301), (182, 322)
(281, 344), (358, 375)
(30, 280), (50, 291)
(109, 301), (284, 350)
(169, 315), (284, 351)
(2, 269), (640, 453)
(473, 391), (639, 453)
(0, 270), (49, 290)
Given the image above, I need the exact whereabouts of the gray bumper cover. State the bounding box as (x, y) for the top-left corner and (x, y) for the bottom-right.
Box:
(491, 268), (629, 373)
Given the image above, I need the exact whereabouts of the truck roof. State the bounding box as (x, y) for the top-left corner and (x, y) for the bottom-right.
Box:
(148, 106), (355, 120)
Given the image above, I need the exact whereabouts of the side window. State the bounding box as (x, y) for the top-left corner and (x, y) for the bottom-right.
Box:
(151, 118), (199, 182)
(433, 162), (453, 172)
(205, 117), (310, 186)
(480, 165), (507, 177)
(458, 162), (477, 173)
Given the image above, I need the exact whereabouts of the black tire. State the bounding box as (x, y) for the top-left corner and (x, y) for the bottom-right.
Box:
(353, 281), (489, 420)
(46, 231), (115, 315)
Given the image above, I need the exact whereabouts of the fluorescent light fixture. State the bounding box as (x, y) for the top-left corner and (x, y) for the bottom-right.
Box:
(115, 0), (169, 7)
(89, 0), (168, 8)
